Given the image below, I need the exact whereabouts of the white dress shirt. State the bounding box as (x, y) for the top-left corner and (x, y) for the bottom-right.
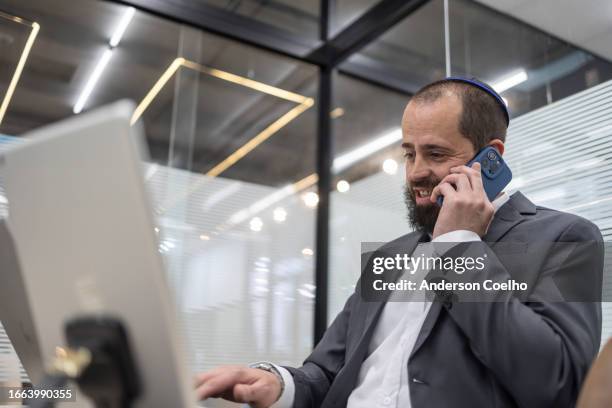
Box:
(270, 192), (510, 408)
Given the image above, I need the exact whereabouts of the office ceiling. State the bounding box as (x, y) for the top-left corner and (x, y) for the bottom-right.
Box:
(475, 0), (612, 62)
(0, 0), (610, 188)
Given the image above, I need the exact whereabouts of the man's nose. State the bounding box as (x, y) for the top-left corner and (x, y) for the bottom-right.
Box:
(407, 156), (430, 182)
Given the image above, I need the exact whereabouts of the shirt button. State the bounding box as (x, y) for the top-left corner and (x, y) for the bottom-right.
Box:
(383, 397), (391, 405)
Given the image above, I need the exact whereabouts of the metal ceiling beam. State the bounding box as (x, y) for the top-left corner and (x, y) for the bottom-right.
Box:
(339, 63), (417, 96)
(107, 0), (324, 64)
(308, 0), (431, 67)
(107, 0), (431, 71)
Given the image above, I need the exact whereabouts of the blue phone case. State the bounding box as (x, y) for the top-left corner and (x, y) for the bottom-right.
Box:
(437, 146), (512, 206)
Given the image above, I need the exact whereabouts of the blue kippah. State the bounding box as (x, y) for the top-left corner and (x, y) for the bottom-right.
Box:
(445, 76), (510, 127)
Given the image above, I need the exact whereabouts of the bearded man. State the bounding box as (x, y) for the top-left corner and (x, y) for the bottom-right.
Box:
(194, 77), (603, 408)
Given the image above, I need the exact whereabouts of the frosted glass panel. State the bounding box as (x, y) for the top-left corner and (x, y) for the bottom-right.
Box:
(0, 136), (315, 385)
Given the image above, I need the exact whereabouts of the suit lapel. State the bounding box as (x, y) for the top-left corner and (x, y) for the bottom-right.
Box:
(409, 191), (536, 358)
(482, 192), (533, 243)
(351, 232), (423, 360)
(329, 233), (423, 402)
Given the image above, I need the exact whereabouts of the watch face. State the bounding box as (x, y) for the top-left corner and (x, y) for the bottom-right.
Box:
(250, 362), (272, 370)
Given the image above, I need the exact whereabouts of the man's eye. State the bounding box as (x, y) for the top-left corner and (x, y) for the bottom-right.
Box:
(403, 151), (415, 160)
(430, 152), (446, 159)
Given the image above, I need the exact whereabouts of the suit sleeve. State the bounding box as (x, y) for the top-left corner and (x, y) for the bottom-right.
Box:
(439, 219), (603, 407)
(281, 290), (357, 408)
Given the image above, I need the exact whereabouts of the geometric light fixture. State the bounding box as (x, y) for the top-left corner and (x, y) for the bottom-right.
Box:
(0, 11), (40, 127)
(130, 57), (314, 177)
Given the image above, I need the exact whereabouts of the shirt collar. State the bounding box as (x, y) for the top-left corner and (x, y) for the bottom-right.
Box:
(492, 191), (509, 213)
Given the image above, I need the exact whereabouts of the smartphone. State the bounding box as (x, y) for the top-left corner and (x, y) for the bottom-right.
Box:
(436, 146), (512, 206)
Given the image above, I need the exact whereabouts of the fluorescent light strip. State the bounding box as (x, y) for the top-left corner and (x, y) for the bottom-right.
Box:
(491, 70), (528, 93)
(73, 6), (134, 114)
(0, 21), (39, 126)
(109, 7), (135, 47)
(73, 49), (113, 114)
(333, 128), (402, 173)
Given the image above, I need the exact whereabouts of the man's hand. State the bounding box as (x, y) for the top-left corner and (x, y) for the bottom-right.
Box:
(430, 162), (495, 239)
(194, 365), (282, 408)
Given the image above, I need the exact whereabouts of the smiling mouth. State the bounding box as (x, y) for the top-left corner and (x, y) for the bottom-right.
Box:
(414, 189), (432, 198)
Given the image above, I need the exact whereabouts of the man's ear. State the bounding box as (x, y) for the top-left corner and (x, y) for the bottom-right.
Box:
(488, 139), (505, 156)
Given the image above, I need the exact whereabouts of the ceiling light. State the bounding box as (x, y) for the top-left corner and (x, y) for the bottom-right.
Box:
(226, 173), (317, 227)
(303, 192), (319, 208)
(249, 217), (263, 232)
(330, 107), (345, 119)
(73, 48), (113, 114)
(109, 7), (135, 48)
(382, 158), (398, 175)
(297, 288), (315, 298)
(131, 58), (183, 124)
(491, 70), (528, 93)
(131, 58), (313, 177)
(273, 207), (287, 223)
(206, 101), (312, 177)
(336, 180), (350, 193)
(0, 18), (39, 127)
(73, 7), (135, 115)
(333, 128), (402, 173)
(199, 234), (210, 241)
(302, 248), (314, 256)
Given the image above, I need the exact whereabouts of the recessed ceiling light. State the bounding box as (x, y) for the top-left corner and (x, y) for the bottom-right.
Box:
(302, 248), (314, 256)
(249, 217), (263, 232)
(382, 158), (398, 175)
(303, 192), (319, 208)
(273, 207), (287, 222)
(336, 180), (350, 193)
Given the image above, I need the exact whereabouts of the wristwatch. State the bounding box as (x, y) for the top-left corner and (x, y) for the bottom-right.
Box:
(248, 361), (285, 401)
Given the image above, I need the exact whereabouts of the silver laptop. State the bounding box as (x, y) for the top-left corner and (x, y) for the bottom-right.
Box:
(0, 101), (196, 407)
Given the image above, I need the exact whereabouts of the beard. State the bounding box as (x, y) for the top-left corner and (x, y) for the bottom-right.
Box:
(404, 177), (442, 233)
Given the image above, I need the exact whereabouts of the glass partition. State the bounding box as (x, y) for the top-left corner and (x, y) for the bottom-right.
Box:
(0, 0), (318, 391)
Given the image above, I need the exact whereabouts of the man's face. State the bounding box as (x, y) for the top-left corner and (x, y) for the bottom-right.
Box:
(401, 93), (476, 232)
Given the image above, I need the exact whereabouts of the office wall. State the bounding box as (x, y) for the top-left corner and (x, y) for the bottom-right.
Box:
(145, 164), (316, 372)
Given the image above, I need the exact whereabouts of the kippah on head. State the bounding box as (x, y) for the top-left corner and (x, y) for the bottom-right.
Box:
(409, 76), (509, 150)
(444, 76), (509, 127)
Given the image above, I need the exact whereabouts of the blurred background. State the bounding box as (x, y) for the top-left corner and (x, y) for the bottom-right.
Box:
(0, 0), (611, 399)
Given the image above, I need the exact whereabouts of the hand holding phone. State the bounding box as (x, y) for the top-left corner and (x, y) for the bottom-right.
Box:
(436, 146), (512, 206)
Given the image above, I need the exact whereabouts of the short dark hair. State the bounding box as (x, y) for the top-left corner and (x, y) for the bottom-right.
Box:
(411, 79), (507, 150)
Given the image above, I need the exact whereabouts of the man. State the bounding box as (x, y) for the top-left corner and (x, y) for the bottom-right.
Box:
(194, 78), (604, 407)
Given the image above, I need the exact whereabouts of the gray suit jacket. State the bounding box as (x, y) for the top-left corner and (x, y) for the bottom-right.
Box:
(284, 191), (604, 407)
